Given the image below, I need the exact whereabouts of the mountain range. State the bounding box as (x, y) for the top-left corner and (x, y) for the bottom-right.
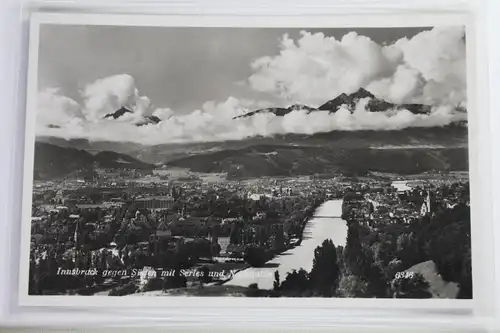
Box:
(35, 123), (467, 165)
(100, 88), (459, 125)
(104, 107), (161, 126)
(33, 88), (469, 180)
(233, 104), (318, 119)
(33, 142), (154, 180)
(166, 144), (468, 179)
(233, 88), (434, 119)
(34, 122), (468, 180)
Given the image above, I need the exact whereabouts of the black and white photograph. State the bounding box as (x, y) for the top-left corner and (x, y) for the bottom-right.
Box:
(23, 17), (471, 300)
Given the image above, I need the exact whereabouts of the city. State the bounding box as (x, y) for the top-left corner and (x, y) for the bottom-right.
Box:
(26, 23), (471, 299)
(29, 164), (471, 298)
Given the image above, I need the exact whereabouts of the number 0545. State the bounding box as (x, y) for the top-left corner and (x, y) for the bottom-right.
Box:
(395, 271), (415, 279)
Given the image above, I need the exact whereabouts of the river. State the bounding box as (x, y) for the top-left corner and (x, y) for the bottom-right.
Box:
(224, 199), (347, 290)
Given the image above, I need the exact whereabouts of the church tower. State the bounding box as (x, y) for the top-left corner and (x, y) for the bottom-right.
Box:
(426, 189), (431, 214)
(420, 187), (431, 216)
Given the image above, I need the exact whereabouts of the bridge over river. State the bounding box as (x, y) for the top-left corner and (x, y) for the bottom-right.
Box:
(224, 199), (348, 290)
(313, 215), (343, 219)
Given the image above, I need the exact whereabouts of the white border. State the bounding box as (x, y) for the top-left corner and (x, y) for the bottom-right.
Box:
(18, 11), (488, 315)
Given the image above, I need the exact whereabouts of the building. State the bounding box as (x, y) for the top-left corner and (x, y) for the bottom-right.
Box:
(63, 198), (78, 207)
(226, 244), (246, 257)
(155, 220), (173, 239)
(253, 212), (267, 220)
(420, 190), (432, 216)
(178, 217), (208, 227)
(135, 196), (174, 210)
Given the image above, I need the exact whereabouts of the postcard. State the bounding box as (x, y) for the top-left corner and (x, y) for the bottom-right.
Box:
(19, 12), (474, 306)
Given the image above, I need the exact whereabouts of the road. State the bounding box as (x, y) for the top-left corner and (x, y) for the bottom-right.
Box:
(224, 199), (347, 290)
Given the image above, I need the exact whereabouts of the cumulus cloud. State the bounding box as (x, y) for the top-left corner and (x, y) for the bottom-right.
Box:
(249, 31), (399, 105)
(36, 26), (467, 144)
(36, 88), (83, 127)
(393, 27), (466, 106)
(366, 65), (425, 104)
(81, 74), (151, 122)
(152, 108), (174, 120)
(36, 94), (467, 145)
(249, 26), (466, 107)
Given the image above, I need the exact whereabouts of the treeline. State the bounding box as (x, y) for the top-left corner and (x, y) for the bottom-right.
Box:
(227, 194), (327, 265)
(350, 202), (472, 298)
(245, 202), (471, 298)
(28, 235), (214, 295)
(244, 239), (431, 298)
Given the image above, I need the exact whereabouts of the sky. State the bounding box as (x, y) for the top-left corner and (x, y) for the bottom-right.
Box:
(38, 25), (432, 113)
(36, 24), (467, 144)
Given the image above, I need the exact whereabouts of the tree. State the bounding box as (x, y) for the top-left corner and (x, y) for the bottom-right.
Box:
(396, 232), (422, 267)
(143, 278), (163, 292)
(198, 266), (212, 284)
(272, 225), (286, 253)
(244, 283), (277, 297)
(192, 238), (212, 260)
(210, 241), (222, 258)
(229, 223), (242, 245)
(244, 245), (270, 267)
(130, 249), (150, 268)
(371, 239), (395, 269)
(336, 246), (345, 272)
(109, 282), (137, 296)
(309, 239), (340, 297)
(245, 283), (261, 297)
(344, 223), (363, 276)
(457, 245), (472, 299)
(424, 204), (471, 298)
(359, 245), (388, 298)
(337, 274), (369, 298)
(280, 269), (311, 296)
(273, 270), (280, 291)
(384, 258), (404, 282)
(391, 273), (432, 298)
(256, 226), (269, 246)
(163, 270), (187, 289)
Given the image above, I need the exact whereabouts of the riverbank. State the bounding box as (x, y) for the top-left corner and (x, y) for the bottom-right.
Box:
(224, 199), (347, 290)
